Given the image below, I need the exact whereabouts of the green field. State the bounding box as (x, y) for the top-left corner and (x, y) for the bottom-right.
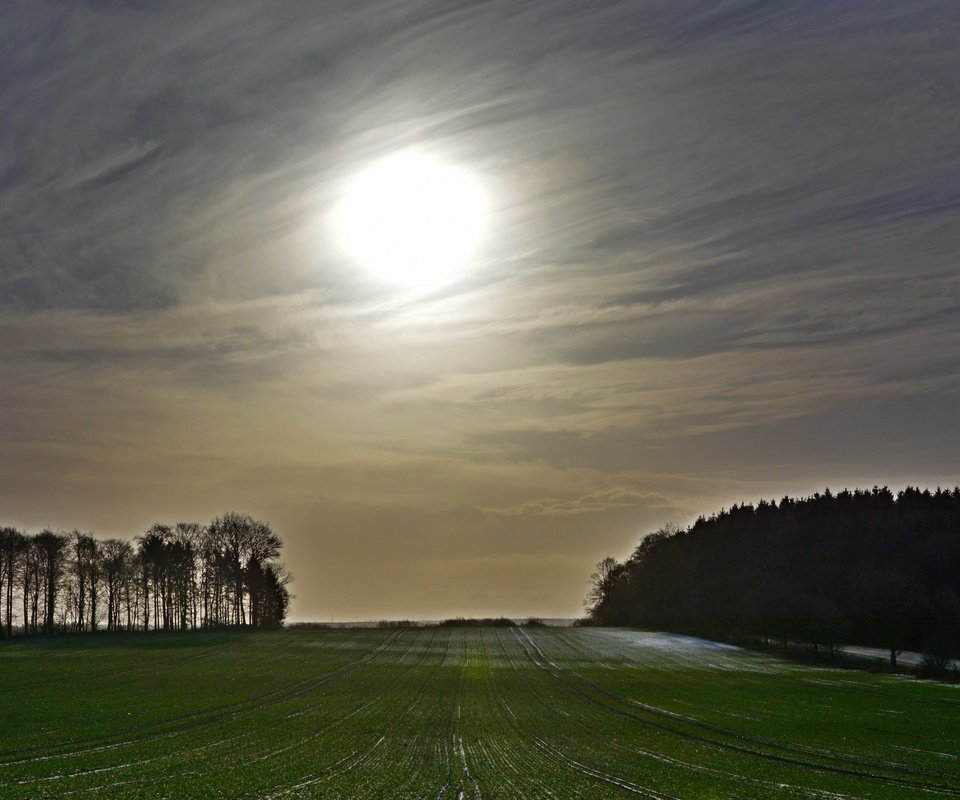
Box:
(1, 628), (958, 799)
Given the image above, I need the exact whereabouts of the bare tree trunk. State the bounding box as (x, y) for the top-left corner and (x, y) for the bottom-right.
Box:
(106, 579), (114, 632)
(22, 568), (29, 635)
(125, 582), (131, 630)
(77, 570), (85, 633)
(5, 556), (13, 637)
(31, 572), (39, 634)
(45, 565), (56, 634)
(89, 575), (98, 632)
(143, 567), (150, 632)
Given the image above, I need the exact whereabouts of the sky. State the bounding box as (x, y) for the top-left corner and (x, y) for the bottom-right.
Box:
(3, 0), (960, 621)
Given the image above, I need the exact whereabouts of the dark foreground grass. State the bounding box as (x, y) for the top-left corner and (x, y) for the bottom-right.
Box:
(1, 627), (958, 798)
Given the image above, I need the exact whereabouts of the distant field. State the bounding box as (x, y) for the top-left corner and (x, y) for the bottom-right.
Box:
(1, 628), (958, 799)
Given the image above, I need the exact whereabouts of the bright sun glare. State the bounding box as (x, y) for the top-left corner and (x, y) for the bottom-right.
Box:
(334, 151), (486, 288)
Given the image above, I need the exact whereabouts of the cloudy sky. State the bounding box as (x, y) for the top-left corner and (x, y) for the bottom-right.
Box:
(3, 0), (959, 620)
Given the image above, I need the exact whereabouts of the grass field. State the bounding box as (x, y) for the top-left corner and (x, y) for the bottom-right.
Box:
(1, 627), (958, 799)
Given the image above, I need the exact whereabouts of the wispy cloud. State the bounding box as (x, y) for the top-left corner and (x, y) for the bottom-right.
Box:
(480, 488), (676, 517)
(3, 0), (959, 618)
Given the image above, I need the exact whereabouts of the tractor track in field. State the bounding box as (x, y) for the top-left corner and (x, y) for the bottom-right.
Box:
(433, 643), (459, 800)
(5, 628), (960, 799)
(0, 633), (252, 695)
(514, 628), (960, 797)
(531, 736), (681, 799)
(0, 635), (257, 754)
(254, 627), (450, 799)
(269, 736), (387, 798)
(258, 629), (446, 797)
(468, 633), (561, 800)
(434, 635), (482, 800)
(795, 675), (960, 710)
(0, 629), (403, 774)
(546, 628), (960, 780)
(8, 645), (394, 793)
(553, 629), (955, 766)
(496, 630), (863, 800)
(481, 628), (680, 799)
(29, 629), (441, 798)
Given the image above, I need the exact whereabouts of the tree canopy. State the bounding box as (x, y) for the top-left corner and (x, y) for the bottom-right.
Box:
(585, 486), (960, 666)
(0, 512), (291, 637)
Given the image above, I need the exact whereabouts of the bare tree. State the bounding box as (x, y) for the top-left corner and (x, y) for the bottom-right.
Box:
(1, 512), (290, 636)
(101, 539), (132, 631)
(137, 525), (171, 631)
(88, 538), (101, 632)
(0, 527), (27, 637)
(22, 537), (40, 634)
(72, 532), (98, 632)
(174, 523), (202, 629)
(585, 556), (618, 617)
(206, 513), (288, 628)
(34, 530), (68, 634)
(9, 531), (25, 633)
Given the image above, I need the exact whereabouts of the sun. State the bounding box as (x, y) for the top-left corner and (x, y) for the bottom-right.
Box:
(333, 151), (486, 288)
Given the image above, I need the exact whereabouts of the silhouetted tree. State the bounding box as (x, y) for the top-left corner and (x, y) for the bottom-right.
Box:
(34, 530), (68, 635)
(71, 531), (100, 632)
(259, 564), (292, 628)
(101, 538), (133, 632)
(585, 556), (618, 618)
(207, 512), (284, 627)
(0, 513), (291, 636)
(585, 486), (960, 667)
(21, 536), (41, 634)
(138, 525), (170, 631)
(0, 527), (27, 637)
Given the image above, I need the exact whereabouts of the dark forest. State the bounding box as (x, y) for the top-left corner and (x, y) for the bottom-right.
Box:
(586, 487), (960, 668)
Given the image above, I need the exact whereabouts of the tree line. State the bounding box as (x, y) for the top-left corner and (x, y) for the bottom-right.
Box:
(0, 512), (291, 637)
(585, 486), (960, 668)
